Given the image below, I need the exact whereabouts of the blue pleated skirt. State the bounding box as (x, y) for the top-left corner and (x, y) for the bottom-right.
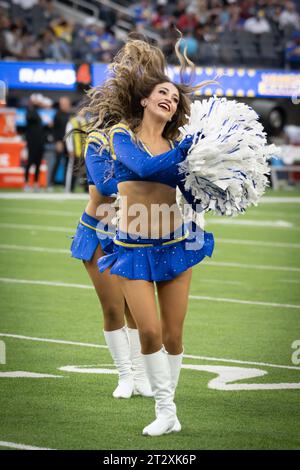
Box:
(97, 222), (214, 281)
(70, 211), (115, 261)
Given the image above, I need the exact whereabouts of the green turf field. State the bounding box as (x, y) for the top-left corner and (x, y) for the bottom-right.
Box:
(0, 189), (300, 450)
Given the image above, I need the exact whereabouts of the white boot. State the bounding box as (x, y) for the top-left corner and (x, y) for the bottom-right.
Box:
(142, 348), (178, 436)
(166, 349), (184, 433)
(127, 328), (154, 398)
(103, 327), (134, 398)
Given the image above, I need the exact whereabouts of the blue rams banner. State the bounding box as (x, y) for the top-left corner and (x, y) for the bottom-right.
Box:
(0, 61), (76, 90)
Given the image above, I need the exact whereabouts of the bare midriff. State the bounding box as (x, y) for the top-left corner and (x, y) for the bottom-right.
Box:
(118, 180), (183, 238)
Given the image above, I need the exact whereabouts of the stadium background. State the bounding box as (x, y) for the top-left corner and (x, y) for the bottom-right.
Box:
(0, 0), (300, 451)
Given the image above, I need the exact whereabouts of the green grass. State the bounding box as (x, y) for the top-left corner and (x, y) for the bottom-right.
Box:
(0, 189), (300, 450)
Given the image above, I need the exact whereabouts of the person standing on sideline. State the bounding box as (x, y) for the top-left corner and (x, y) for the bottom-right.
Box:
(65, 114), (87, 192)
(24, 93), (45, 192)
(50, 96), (71, 187)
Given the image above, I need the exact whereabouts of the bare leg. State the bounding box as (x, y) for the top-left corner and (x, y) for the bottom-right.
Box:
(83, 245), (127, 331)
(124, 301), (136, 329)
(156, 268), (193, 432)
(83, 246), (133, 397)
(123, 295), (154, 397)
(118, 278), (161, 354)
(157, 268), (192, 355)
(83, 246), (151, 397)
(118, 277), (177, 436)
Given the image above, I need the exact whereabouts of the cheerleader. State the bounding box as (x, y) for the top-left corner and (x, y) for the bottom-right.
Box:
(70, 38), (170, 401)
(70, 129), (153, 399)
(92, 41), (215, 436)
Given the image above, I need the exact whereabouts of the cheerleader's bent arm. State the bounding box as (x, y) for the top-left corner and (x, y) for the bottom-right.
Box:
(110, 130), (193, 178)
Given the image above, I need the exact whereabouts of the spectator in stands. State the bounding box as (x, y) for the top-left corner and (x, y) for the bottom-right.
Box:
(152, 3), (171, 32)
(79, 18), (105, 60)
(22, 30), (42, 59)
(279, 1), (300, 30)
(285, 30), (300, 69)
(50, 96), (72, 188)
(43, 0), (59, 23)
(31, 0), (59, 36)
(179, 31), (199, 61)
(227, 8), (244, 31)
(97, 25), (120, 63)
(130, 0), (153, 28)
(161, 21), (180, 60)
(3, 23), (24, 59)
(99, 4), (117, 29)
(172, 0), (186, 19)
(239, 0), (252, 21)
(0, 13), (11, 58)
(177, 5), (199, 33)
(41, 29), (72, 61)
(244, 9), (271, 34)
(24, 94), (45, 192)
(50, 17), (73, 44)
(71, 26), (95, 63)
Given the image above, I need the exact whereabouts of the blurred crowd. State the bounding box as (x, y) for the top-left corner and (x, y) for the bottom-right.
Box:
(0, 0), (299, 68)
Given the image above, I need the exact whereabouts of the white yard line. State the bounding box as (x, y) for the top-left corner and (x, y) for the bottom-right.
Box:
(258, 197), (300, 203)
(208, 261), (300, 272)
(0, 244), (69, 254)
(0, 277), (93, 289)
(189, 294), (300, 309)
(0, 207), (79, 217)
(0, 440), (55, 450)
(0, 333), (106, 349)
(1, 332), (299, 371)
(0, 193), (88, 200)
(0, 223), (73, 232)
(1, 277), (299, 309)
(216, 238), (300, 249)
(204, 279), (244, 286)
(208, 219), (294, 228)
(2, 206), (300, 222)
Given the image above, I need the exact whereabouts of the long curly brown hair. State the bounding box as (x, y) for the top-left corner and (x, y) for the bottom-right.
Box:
(79, 34), (216, 142)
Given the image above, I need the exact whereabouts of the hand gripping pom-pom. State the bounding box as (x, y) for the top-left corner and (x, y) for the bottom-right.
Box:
(178, 97), (279, 216)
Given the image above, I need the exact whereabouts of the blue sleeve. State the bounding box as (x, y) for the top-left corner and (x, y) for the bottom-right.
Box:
(110, 126), (193, 178)
(177, 179), (205, 213)
(85, 134), (118, 196)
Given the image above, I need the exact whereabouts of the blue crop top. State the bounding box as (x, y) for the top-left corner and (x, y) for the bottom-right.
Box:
(84, 130), (118, 196)
(109, 123), (204, 212)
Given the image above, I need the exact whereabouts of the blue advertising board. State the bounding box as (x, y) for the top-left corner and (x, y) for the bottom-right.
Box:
(92, 63), (300, 99)
(0, 61), (76, 90)
(1, 60), (299, 99)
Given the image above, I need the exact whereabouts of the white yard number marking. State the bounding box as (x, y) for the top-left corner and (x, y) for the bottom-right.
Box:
(0, 341), (5, 364)
(58, 364), (300, 391)
(291, 340), (300, 366)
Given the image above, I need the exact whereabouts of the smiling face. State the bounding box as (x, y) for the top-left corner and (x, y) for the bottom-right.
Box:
(141, 82), (180, 124)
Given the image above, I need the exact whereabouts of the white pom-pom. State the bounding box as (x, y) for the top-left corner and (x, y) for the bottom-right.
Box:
(178, 97), (279, 216)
